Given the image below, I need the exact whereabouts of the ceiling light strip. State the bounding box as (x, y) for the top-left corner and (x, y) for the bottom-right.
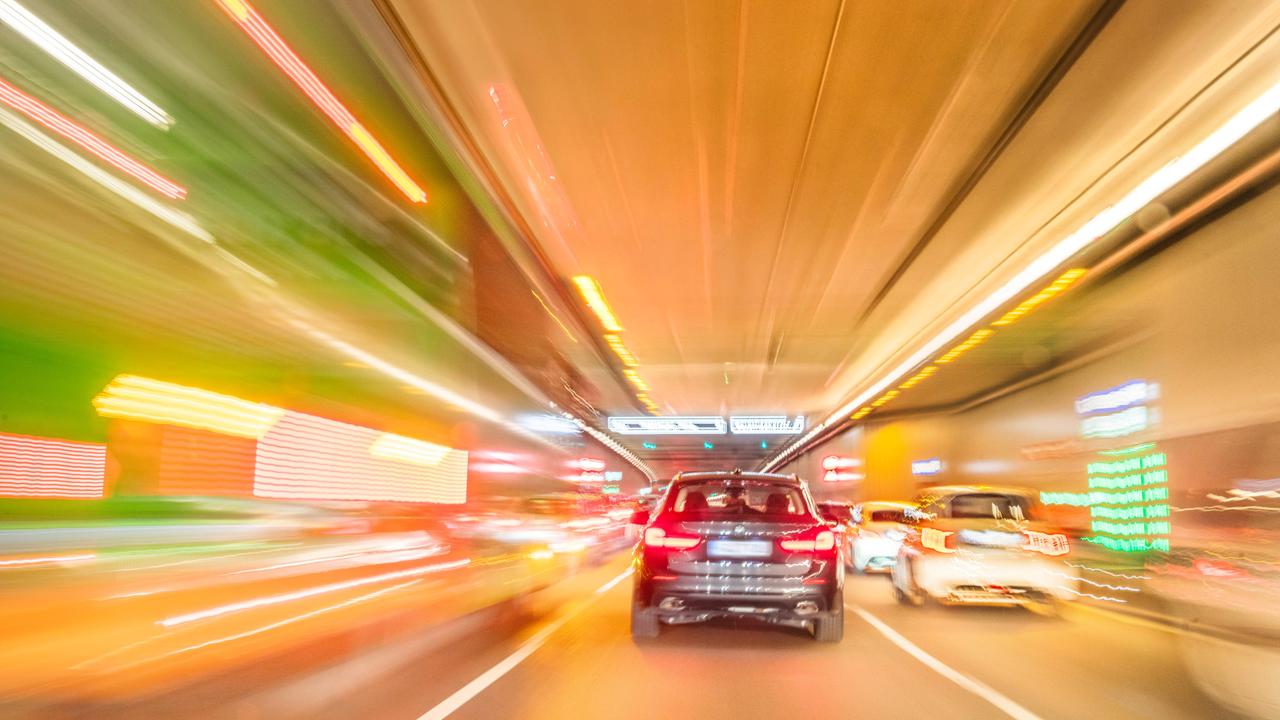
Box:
(571, 275), (623, 332)
(0, 75), (185, 198)
(212, 0), (426, 203)
(766, 76), (1280, 471)
(0, 0), (173, 127)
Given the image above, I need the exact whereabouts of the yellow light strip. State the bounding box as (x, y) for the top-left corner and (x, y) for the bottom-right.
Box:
(603, 334), (639, 367)
(369, 433), (451, 466)
(348, 123), (427, 204)
(622, 369), (651, 393)
(571, 276), (623, 332)
(899, 365), (938, 390)
(851, 269), (1087, 425)
(992, 268), (1087, 326)
(869, 390), (900, 408)
(936, 329), (994, 364)
(93, 375), (285, 439)
(572, 276), (664, 413)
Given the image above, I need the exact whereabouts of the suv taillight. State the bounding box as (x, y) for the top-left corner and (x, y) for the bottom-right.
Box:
(920, 527), (958, 553)
(643, 526), (702, 550)
(1021, 529), (1069, 556)
(777, 526), (837, 554)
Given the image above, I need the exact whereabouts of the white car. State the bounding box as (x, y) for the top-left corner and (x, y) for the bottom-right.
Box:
(848, 501), (912, 573)
(891, 486), (1077, 609)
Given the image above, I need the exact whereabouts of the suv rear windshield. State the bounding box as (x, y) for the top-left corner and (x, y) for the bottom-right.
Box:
(818, 504), (853, 523)
(948, 493), (1033, 520)
(666, 480), (811, 519)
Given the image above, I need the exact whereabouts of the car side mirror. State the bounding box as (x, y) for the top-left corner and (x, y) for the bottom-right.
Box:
(629, 509), (651, 525)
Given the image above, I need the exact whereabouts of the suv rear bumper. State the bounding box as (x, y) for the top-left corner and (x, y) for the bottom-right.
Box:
(636, 563), (841, 626)
(649, 589), (837, 627)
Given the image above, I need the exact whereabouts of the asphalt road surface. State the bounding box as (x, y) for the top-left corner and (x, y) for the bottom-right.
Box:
(27, 553), (1238, 720)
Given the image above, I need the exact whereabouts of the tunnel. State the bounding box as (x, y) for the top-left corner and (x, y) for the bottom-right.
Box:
(0, 1), (1278, 718)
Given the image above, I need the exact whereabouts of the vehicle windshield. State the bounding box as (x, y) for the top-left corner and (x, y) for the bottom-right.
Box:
(868, 509), (905, 523)
(947, 494), (1033, 520)
(666, 480), (810, 519)
(819, 504), (853, 523)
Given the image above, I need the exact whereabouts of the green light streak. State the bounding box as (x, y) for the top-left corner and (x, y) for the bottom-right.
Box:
(1090, 503), (1170, 520)
(1085, 536), (1170, 553)
(1086, 453), (1166, 475)
(1087, 469), (1168, 490)
(1091, 519), (1171, 536)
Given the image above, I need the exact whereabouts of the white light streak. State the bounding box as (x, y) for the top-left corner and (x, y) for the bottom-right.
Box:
(0, 0), (173, 127)
(159, 558), (469, 627)
(0, 105), (210, 241)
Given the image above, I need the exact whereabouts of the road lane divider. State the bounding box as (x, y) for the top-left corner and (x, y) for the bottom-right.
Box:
(846, 603), (1044, 720)
(418, 567), (633, 720)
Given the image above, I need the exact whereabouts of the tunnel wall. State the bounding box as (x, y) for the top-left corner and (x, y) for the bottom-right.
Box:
(793, 181), (1280, 517)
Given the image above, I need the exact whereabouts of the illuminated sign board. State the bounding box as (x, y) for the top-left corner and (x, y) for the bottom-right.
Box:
(1075, 380), (1157, 415)
(607, 416), (726, 434)
(606, 416), (806, 435)
(728, 416), (805, 434)
(517, 414), (582, 434)
(911, 458), (943, 476)
(604, 471), (622, 482)
(1080, 406), (1149, 439)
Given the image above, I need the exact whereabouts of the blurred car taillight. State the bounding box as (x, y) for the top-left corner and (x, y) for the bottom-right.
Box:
(777, 526), (837, 555)
(921, 527), (958, 553)
(642, 526), (702, 550)
(1021, 529), (1070, 556)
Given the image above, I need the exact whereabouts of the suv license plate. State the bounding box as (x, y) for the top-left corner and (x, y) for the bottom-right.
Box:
(707, 539), (772, 558)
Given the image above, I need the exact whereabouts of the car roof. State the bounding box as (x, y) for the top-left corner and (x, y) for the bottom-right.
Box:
(858, 501), (914, 511)
(673, 471), (801, 485)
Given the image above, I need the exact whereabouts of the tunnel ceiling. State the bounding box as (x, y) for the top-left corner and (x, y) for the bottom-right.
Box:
(380, 0), (1280, 477)
(378, 0), (1103, 471)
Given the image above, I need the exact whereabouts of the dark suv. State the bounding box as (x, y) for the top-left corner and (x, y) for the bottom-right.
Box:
(630, 471), (844, 642)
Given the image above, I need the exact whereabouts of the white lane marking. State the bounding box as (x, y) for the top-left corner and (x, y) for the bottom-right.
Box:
(595, 568), (633, 594)
(418, 567), (633, 720)
(847, 604), (1045, 720)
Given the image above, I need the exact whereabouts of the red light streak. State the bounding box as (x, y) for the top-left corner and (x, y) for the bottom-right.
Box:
(822, 455), (859, 471)
(0, 431), (105, 498)
(0, 75), (186, 199)
(213, 0), (426, 203)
